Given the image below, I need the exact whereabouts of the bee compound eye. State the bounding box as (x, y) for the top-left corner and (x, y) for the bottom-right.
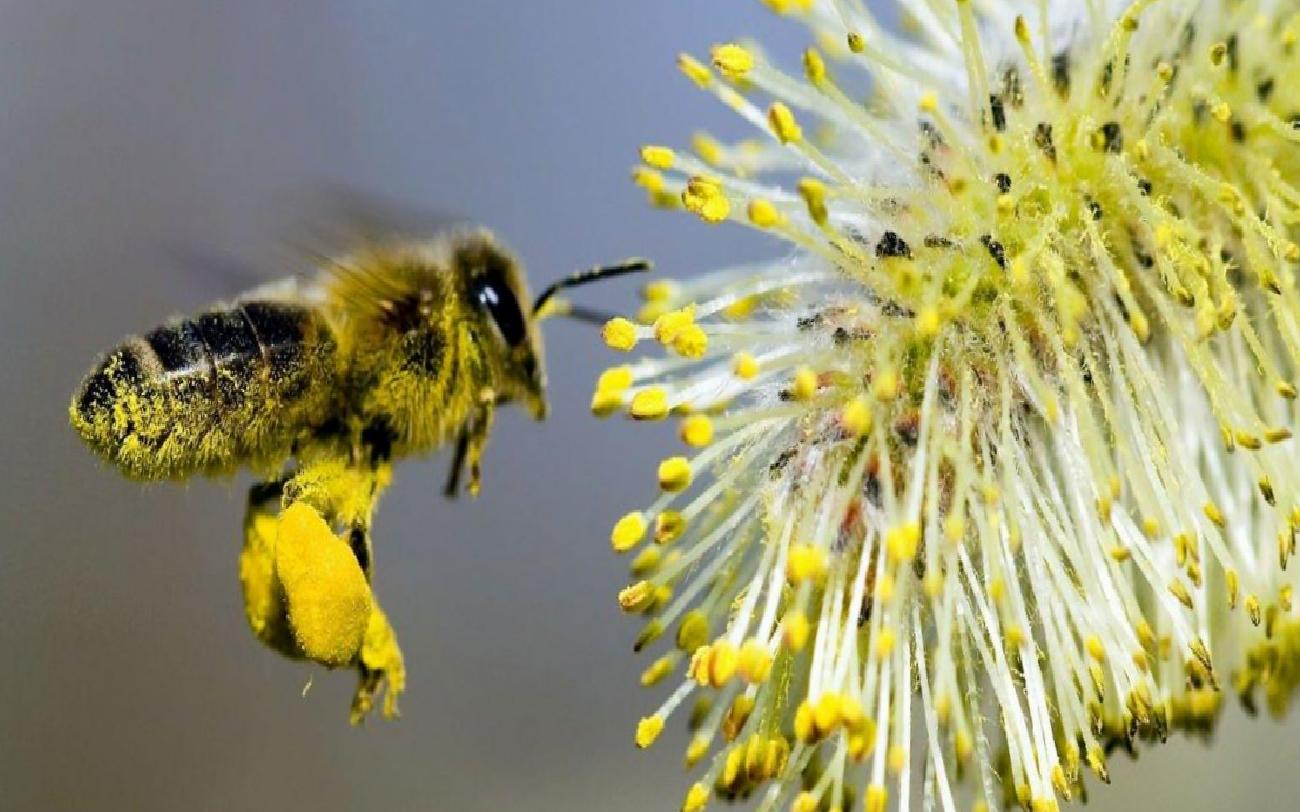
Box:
(474, 276), (527, 347)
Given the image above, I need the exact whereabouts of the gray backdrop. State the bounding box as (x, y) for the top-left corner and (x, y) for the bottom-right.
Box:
(0, 2), (1294, 809)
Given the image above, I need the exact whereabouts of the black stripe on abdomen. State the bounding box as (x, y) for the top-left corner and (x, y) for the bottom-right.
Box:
(240, 300), (309, 378)
(145, 319), (210, 378)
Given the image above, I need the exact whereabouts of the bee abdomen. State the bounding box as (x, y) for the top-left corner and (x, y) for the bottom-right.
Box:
(71, 300), (336, 480)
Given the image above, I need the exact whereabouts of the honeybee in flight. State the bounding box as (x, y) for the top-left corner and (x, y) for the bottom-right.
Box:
(70, 226), (647, 722)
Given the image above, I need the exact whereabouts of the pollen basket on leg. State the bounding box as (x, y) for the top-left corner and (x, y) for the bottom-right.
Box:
(608, 1), (1300, 810)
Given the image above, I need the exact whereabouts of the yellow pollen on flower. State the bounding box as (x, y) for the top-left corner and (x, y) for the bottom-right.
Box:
(707, 639), (739, 686)
(640, 145), (676, 170)
(767, 102), (803, 144)
(733, 351), (760, 379)
(653, 306), (695, 344)
(611, 511), (648, 553)
(802, 47), (827, 85)
(711, 43), (755, 78)
(597, 365), (634, 393)
(797, 177), (829, 226)
(658, 456), (693, 492)
(602, 317), (638, 351)
(737, 639), (773, 683)
(680, 414), (714, 447)
(681, 176), (731, 224)
(673, 324), (709, 358)
(655, 510), (686, 544)
(747, 198), (785, 228)
(630, 387), (670, 420)
(636, 714), (665, 748)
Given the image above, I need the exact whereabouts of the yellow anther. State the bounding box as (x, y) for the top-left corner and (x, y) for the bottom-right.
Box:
(1203, 501), (1226, 528)
(1169, 579), (1194, 610)
(733, 351), (760, 379)
(813, 692), (842, 735)
(711, 43), (755, 78)
(680, 414), (714, 447)
(943, 514), (966, 544)
(676, 610), (710, 652)
(796, 177), (828, 226)
(918, 91), (938, 113)
(684, 735), (710, 768)
(865, 784), (888, 812)
(1209, 42), (1228, 66)
(1265, 427), (1293, 443)
(640, 145), (676, 170)
(839, 695), (866, 731)
(653, 305), (695, 345)
(874, 628), (896, 660)
(677, 53), (713, 88)
(673, 324), (709, 358)
(1005, 625), (1026, 650)
(747, 198), (785, 228)
(630, 387), (670, 420)
(681, 176), (731, 223)
(632, 166), (664, 192)
(767, 102), (803, 143)
(783, 610), (811, 651)
(916, 306), (941, 338)
(737, 639), (773, 684)
(691, 132), (723, 165)
(602, 317), (638, 351)
(643, 279), (678, 303)
(619, 580), (654, 612)
(611, 511), (648, 553)
(722, 295), (757, 320)
(791, 366), (818, 401)
(1085, 634), (1106, 662)
(591, 388), (623, 417)
(841, 396), (872, 436)
(786, 542), (827, 582)
(846, 31), (866, 53)
(1226, 569), (1240, 609)
(597, 365), (634, 394)
(887, 744), (907, 775)
(1246, 594), (1262, 626)
(655, 510), (686, 544)
(636, 714), (665, 748)
(793, 700), (816, 743)
(955, 730), (974, 764)
(802, 47), (827, 85)
(708, 639), (738, 686)
(1014, 15), (1031, 44)
(657, 456), (693, 492)
(886, 522), (921, 564)
(792, 792), (819, 812)
(682, 782), (710, 812)
(874, 367), (901, 401)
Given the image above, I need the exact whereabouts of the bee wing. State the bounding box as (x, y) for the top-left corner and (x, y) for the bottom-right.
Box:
(273, 181), (473, 258)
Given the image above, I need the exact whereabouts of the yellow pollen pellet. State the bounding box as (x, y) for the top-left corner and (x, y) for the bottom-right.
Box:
(733, 351), (759, 379)
(635, 715), (665, 748)
(680, 414), (714, 447)
(673, 324), (709, 358)
(602, 317), (638, 351)
(640, 145), (676, 170)
(791, 366), (818, 401)
(786, 542), (826, 582)
(681, 176), (731, 223)
(783, 611), (810, 651)
(841, 396), (872, 436)
(630, 388), (670, 420)
(767, 102), (802, 143)
(611, 510), (648, 553)
(677, 53), (713, 88)
(711, 43), (755, 78)
(747, 198), (784, 228)
(657, 456), (693, 492)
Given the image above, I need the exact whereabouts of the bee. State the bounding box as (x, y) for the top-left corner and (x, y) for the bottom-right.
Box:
(70, 227), (647, 722)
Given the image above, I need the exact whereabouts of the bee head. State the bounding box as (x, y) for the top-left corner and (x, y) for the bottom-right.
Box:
(454, 233), (548, 420)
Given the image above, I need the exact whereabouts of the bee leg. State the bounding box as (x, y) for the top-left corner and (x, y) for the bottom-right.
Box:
(239, 478), (298, 660)
(465, 389), (496, 498)
(442, 428), (469, 499)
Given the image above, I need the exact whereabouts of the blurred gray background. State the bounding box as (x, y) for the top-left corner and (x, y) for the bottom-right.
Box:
(0, 2), (1294, 810)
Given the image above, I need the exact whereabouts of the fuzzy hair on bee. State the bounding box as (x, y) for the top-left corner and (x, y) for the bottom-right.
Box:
(70, 226), (648, 721)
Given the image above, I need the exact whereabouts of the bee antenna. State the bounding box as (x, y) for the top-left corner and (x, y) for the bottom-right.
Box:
(533, 258), (652, 318)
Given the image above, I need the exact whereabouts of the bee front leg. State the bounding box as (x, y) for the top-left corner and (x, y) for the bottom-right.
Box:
(465, 387), (496, 498)
(442, 428), (469, 499)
